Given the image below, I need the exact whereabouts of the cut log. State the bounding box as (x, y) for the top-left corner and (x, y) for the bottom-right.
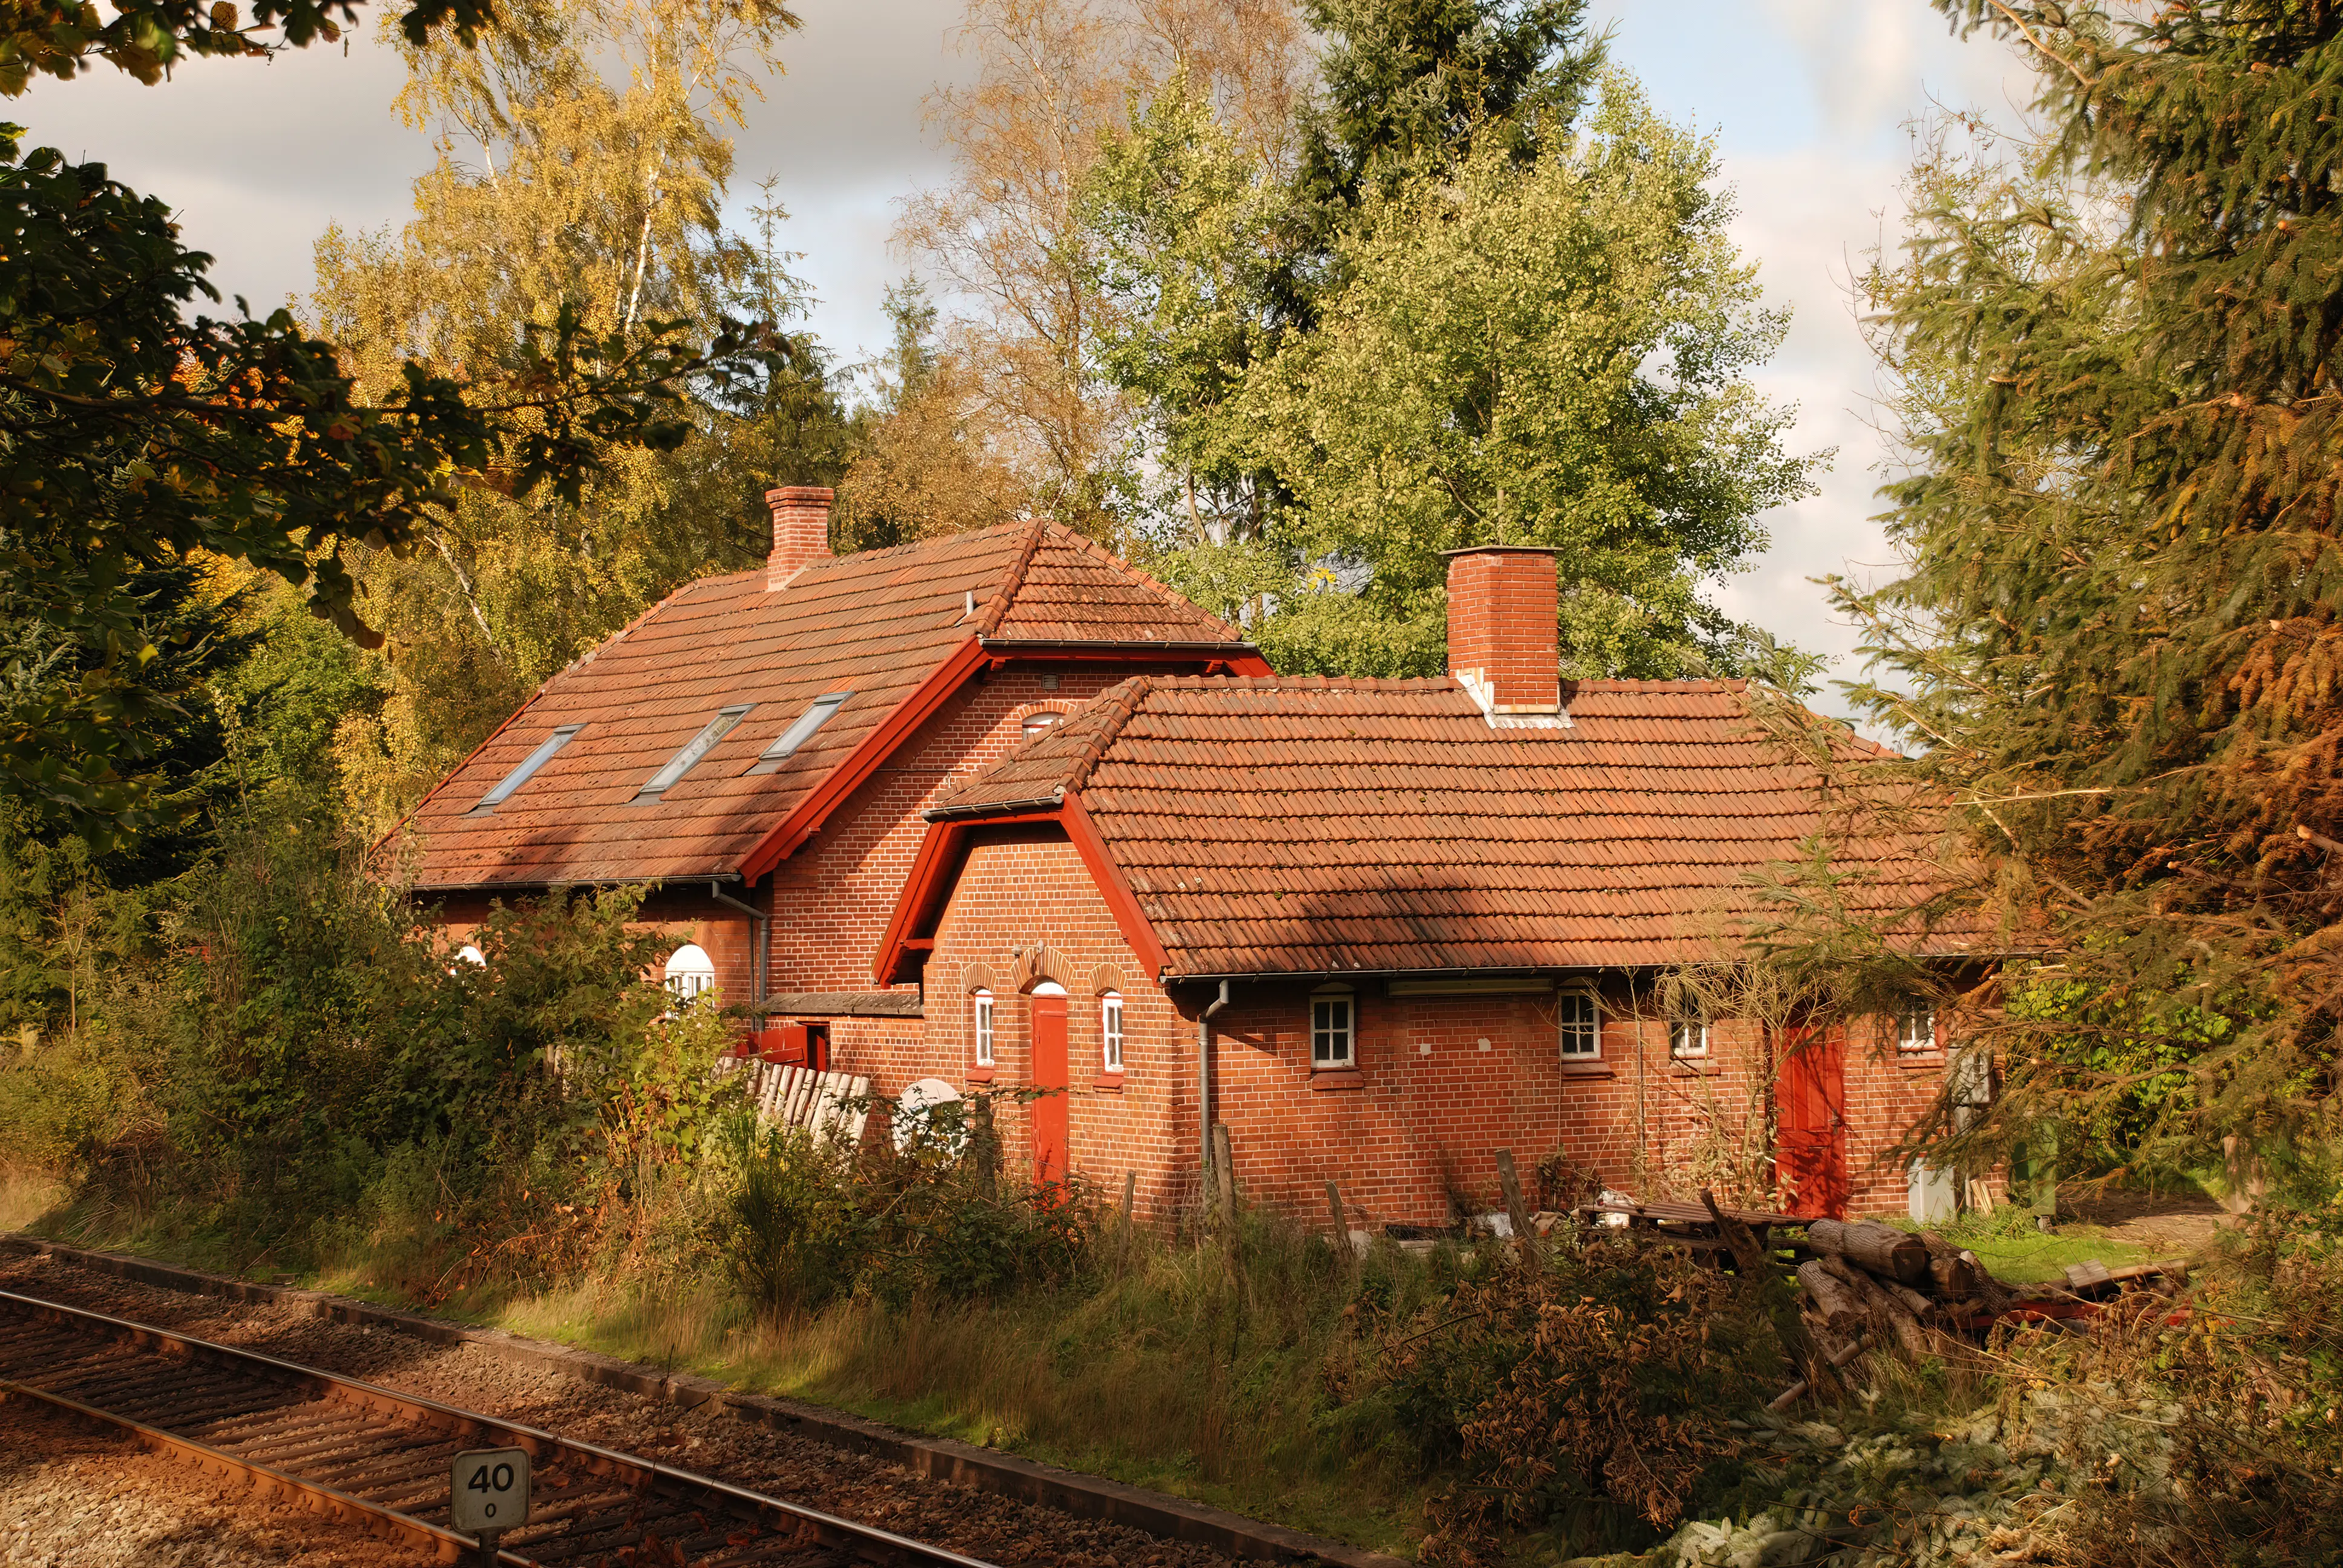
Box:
(1918, 1229), (2014, 1315)
(1797, 1258), (1866, 1334)
(1806, 1218), (1930, 1284)
(1821, 1255), (1935, 1358)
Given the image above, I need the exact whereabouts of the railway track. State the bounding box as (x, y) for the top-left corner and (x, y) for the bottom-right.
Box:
(0, 1287), (997, 1567)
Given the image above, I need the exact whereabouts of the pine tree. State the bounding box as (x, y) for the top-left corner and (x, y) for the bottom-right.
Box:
(1833, 1), (2343, 1172)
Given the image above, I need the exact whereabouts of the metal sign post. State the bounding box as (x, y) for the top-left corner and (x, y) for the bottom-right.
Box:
(451, 1446), (531, 1563)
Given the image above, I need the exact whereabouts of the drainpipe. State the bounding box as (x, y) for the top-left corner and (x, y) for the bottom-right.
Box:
(1199, 980), (1231, 1181)
(707, 879), (769, 1022)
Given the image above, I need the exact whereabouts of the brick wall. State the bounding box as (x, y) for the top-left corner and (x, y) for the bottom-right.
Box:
(764, 665), (1159, 999)
(876, 831), (1967, 1227)
(912, 828), (1199, 1220)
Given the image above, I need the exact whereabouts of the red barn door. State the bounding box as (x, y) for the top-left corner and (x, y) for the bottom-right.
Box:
(1777, 1022), (1849, 1218)
(1029, 988), (1069, 1186)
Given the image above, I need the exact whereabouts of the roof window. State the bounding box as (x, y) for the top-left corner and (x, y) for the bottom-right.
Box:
(638, 705), (752, 799)
(470, 724), (582, 814)
(747, 692), (851, 776)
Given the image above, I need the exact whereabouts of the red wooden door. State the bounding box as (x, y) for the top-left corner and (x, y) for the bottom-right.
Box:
(1029, 993), (1069, 1186)
(1777, 1022), (1849, 1218)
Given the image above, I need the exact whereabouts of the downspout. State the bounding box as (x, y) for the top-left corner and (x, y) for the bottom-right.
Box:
(708, 879), (769, 1023)
(1199, 979), (1231, 1181)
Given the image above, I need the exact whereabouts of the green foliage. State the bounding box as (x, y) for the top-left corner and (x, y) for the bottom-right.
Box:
(1242, 77), (1816, 679)
(1294, 0), (1603, 239)
(1086, 28), (1817, 681)
(1809, 1), (2343, 1167)
(719, 1091), (1096, 1318)
(0, 118), (784, 846)
(1362, 1233), (1791, 1563)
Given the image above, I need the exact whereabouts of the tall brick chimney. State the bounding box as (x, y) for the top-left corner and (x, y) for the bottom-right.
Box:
(765, 486), (834, 590)
(1443, 546), (1565, 724)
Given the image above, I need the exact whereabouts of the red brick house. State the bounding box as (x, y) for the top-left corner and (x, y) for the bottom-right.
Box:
(392, 495), (1965, 1225)
(871, 548), (1968, 1224)
(388, 488), (1268, 1071)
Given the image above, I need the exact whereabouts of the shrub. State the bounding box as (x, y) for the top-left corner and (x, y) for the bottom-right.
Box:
(1364, 1232), (1791, 1564)
(718, 1088), (1098, 1319)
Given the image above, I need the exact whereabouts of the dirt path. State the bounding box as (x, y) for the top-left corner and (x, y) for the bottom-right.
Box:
(2057, 1184), (2228, 1253)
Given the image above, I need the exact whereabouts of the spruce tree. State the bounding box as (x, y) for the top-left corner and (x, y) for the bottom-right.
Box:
(1838, 1), (2343, 1171)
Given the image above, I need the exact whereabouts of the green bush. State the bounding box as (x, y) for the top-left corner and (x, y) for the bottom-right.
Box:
(718, 1089), (1098, 1319)
(1358, 1232), (1793, 1565)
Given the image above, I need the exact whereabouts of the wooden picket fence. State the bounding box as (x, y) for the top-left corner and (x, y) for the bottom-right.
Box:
(713, 1056), (871, 1148)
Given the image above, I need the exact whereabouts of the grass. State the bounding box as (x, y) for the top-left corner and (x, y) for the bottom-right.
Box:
(488, 1235), (1435, 1556)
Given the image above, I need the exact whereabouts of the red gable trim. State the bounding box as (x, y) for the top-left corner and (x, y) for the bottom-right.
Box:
(737, 634), (988, 882)
(874, 797), (1169, 986)
(1061, 793), (1172, 977)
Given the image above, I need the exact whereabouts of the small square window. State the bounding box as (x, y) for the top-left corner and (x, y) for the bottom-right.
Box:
(1896, 1002), (1938, 1054)
(1558, 989), (1601, 1060)
(973, 990), (995, 1068)
(1312, 993), (1354, 1069)
(1669, 1012), (1709, 1059)
(1101, 992), (1124, 1073)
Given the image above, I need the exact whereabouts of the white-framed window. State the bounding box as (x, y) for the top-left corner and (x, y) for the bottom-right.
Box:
(973, 989), (995, 1067)
(1558, 988), (1601, 1062)
(1311, 987), (1354, 1069)
(664, 942), (716, 1003)
(1100, 991), (1125, 1073)
(1669, 1009), (1710, 1059)
(1021, 710), (1062, 736)
(1896, 1000), (1939, 1054)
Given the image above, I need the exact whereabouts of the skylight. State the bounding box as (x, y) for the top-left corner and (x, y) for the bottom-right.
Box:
(747, 692), (851, 775)
(638, 705), (752, 799)
(470, 724), (582, 814)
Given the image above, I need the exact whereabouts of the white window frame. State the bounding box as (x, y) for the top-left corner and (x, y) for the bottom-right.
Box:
(663, 942), (716, 1004)
(1896, 1001), (1939, 1054)
(1100, 991), (1124, 1073)
(973, 989), (995, 1068)
(1558, 987), (1602, 1063)
(1668, 1011), (1710, 1060)
(1311, 988), (1354, 1070)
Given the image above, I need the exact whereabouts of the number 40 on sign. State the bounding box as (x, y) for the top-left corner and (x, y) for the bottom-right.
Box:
(451, 1446), (532, 1543)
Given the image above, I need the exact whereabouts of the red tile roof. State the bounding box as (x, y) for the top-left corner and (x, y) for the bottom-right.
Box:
(924, 675), (1951, 977)
(390, 523), (1251, 890)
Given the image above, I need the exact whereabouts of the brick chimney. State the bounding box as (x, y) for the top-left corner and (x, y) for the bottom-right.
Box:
(765, 486), (834, 590)
(1444, 546), (1567, 725)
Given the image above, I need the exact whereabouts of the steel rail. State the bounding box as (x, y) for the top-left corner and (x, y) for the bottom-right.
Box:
(0, 1287), (997, 1568)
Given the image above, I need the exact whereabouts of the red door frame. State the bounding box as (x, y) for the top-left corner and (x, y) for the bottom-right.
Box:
(1776, 1021), (1849, 1218)
(1029, 991), (1069, 1186)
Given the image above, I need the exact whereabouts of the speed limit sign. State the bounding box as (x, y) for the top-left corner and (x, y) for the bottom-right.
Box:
(451, 1446), (532, 1540)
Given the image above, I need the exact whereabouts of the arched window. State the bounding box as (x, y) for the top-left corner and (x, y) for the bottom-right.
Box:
(1021, 710), (1061, 736)
(972, 988), (995, 1067)
(664, 942), (716, 1003)
(1099, 991), (1125, 1073)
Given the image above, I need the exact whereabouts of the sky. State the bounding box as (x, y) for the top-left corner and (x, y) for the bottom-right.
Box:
(14, 0), (2036, 711)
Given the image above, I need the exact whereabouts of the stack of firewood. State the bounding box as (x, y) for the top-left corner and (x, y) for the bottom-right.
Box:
(1794, 1218), (2014, 1361)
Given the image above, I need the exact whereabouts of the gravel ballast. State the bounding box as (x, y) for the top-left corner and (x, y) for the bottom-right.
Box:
(0, 1250), (1263, 1568)
(0, 1393), (421, 1568)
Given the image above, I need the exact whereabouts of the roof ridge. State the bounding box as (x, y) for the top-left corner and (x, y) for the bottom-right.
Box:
(974, 520), (1049, 637)
(1047, 527), (1247, 644)
(1060, 674), (1153, 797)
